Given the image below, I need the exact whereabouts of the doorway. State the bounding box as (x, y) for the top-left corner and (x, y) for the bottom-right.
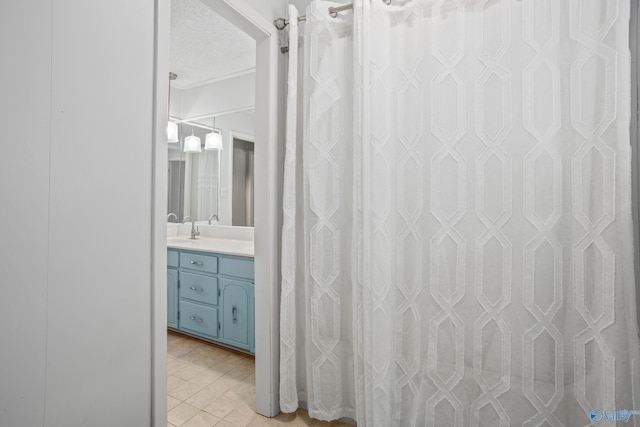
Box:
(151, 0), (281, 424)
(168, 160), (185, 222)
(232, 137), (255, 227)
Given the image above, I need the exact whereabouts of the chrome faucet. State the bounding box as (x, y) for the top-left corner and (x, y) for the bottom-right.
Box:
(182, 216), (200, 240)
(167, 212), (178, 222)
(208, 214), (219, 225)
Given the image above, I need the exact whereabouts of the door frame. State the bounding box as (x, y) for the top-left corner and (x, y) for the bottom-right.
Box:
(631, 0), (640, 332)
(151, 0), (282, 424)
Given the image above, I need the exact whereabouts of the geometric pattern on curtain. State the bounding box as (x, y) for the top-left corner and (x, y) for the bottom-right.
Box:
(281, 1), (640, 426)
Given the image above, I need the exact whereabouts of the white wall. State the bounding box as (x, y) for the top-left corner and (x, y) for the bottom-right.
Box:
(244, 0), (286, 23)
(1, 0), (288, 424)
(169, 73), (255, 121)
(0, 1), (156, 426)
(181, 72), (255, 119)
(0, 2), (51, 425)
(168, 85), (184, 119)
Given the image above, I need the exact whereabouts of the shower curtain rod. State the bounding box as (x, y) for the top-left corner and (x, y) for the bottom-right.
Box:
(273, 0), (392, 31)
(273, 4), (352, 30)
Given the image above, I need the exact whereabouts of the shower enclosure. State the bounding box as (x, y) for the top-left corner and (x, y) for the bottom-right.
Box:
(279, 1), (640, 426)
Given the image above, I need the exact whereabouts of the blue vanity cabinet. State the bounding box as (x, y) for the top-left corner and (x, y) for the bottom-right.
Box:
(167, 248), (254, 353)
(167, 269), (179, 329)
(167, 250), (179, 329)
(176, 250), (219, 341)
(179, 300), (219, 339)
(220, 278), (254, 351)
(180, 272), (218, 306)
(218, 253), (255, 352)
(180, 252), (218, 275)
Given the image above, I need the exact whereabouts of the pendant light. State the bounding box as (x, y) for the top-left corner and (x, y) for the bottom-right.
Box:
(167, 72), (179, 143)
(167, 121), (179, 143)
(183, 128), (202, 153)
(204, 115), (223, 150)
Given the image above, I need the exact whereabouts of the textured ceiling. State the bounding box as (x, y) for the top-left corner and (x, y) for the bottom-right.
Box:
(170, 0), (256, 89)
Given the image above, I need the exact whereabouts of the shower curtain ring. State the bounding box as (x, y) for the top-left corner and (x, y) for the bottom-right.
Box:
(273, 17), (289, 30)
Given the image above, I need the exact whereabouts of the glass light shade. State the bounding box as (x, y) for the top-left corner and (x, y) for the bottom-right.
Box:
(183, 135), (202, 153)
(204, 131), (223, 150)
(167, 121), (179, 143)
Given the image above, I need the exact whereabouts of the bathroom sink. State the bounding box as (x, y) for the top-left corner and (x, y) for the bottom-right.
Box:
(167, 235), (254, 258)
(167, 236), (200, 243)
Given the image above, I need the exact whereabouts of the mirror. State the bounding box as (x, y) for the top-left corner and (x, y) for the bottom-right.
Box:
(167, 111), (255, 225)
(232, 137), (254, 227)
(168, 0), (256, 226)
(167, 122), (221, 224)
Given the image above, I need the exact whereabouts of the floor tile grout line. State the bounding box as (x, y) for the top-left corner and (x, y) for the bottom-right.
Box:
(168, 332), (353, 426)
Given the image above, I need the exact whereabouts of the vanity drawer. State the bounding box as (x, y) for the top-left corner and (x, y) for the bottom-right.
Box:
(180, 272), (218, 306)
(179, 300), (218, 338)
(167, 250), (179, 268)
(219, 256), (254, 280)
(180, 252), (218, 274)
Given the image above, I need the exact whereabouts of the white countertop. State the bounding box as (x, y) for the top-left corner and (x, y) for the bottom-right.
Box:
(167, 236), (254, 258)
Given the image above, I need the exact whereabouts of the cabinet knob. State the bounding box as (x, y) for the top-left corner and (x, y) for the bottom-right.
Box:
(232, 306), (237, 323)
(189, 260), (204, 266)
(190, 315), (203, 323)
(189, 286), (204, 292)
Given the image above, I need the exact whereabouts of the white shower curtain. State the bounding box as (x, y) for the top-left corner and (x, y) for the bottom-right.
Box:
(280, 1), (640, 426)
(184, 150), (219, 221)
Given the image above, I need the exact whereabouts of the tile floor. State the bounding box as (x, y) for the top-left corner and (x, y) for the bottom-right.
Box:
(167, 331), (353, 427)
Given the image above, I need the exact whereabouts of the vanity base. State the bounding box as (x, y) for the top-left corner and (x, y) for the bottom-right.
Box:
(168, 248), (255, 354)
(168, 328), (255, 357)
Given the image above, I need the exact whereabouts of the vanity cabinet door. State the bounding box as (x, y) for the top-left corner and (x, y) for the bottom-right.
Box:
(220, 279), (254, 352)
(167, 269), (179, 329)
